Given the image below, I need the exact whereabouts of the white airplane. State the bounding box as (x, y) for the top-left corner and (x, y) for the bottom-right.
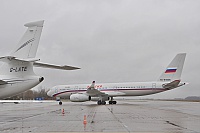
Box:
(0, 20), (80, 99)
(48, 53), (187, 105)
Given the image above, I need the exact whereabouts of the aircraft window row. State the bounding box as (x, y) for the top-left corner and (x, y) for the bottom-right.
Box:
(62, 86), (148, 90)
(116, 86), (146, 88)
(65, 87), (70, 88)
(98, 87), (107, 90)
(70, 88), (85, 90)
(78, 88), (86, 90)
(60, 88), (87, 91)
(97, 86), (147, 90)
(60, 89), (67, 90)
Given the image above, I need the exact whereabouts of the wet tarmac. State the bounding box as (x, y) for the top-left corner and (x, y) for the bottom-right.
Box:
(0, 100), (199, 133)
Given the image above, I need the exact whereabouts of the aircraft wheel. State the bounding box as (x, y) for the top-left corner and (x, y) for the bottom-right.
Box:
(109, 101), (113, 104)
(97, 100), (102, 105)
(59, 101), (62, 105)
(102, 101), (106, 105)
(113, 101), (117, 104)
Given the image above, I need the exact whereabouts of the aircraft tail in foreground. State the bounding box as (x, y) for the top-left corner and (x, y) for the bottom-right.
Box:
(0, 21), (44, 77)
(11, 20), (44, 59)
(0, 20), (80, 99)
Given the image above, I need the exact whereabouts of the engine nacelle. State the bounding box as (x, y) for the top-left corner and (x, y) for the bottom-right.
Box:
(70, 94), (91, 102)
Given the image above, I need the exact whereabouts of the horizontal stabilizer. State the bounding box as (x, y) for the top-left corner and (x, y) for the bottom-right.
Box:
(24, 20), (44, 27)
(15, 58), (40, 62)
(33, 62), (80, 70)
(162, 80), (180, 89)
(0, 56), (40, 63)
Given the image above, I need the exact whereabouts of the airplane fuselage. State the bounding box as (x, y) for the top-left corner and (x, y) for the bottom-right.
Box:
(48, 81), (175, 99)
(48, 53), (186, 105)
(0, 75), (43, 99)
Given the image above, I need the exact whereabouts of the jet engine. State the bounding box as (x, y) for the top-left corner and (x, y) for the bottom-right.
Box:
(70, 93), (91, 102)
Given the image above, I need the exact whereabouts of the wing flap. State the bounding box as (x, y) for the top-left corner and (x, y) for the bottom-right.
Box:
(86, 88), (106, 97)
(105, 91), (126, 96)
(33, 62), (80, 70)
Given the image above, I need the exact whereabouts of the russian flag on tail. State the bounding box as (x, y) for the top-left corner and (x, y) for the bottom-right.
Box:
(165, 67), (177, 73)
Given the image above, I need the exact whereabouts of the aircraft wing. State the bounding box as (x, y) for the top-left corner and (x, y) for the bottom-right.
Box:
(86, 81), (107, 97)
(0, 56), (80, 70)
(33, 62), (80, 70)
(162, 80), (180, 89)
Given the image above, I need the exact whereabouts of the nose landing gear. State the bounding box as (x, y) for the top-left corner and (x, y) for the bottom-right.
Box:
(59, 101), (62, 105)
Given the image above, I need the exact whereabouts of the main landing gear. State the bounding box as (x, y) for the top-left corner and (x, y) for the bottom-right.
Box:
(59, 101), (62, 105)
(97, 100), (106, 105)
(96, 97), (117, 105)
(109, 101), (117, 104)
(109, 97), (117, 104)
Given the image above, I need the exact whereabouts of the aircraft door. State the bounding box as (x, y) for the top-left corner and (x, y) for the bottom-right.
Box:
(152, 83), (156, 90)
(75, 86), (79, 91)
(113, 86), (118, 91)
(55, 88), (58, 94)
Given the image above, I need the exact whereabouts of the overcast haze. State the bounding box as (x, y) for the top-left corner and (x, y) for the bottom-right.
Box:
(0, 0), (199, 99)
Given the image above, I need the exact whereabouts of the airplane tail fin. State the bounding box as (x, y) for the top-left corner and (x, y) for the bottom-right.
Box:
(10, 20), (44, 59)
(158, 53), (186, 82)
(0, 21), (44, 77)
(0, 20), (80, 77)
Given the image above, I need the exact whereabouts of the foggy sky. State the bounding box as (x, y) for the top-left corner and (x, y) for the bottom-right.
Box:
(0, 0), (200, 99)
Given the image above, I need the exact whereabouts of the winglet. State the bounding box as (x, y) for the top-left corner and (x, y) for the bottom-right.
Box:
(91, 81), (95, 88)
(88, 81), (95, 90)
